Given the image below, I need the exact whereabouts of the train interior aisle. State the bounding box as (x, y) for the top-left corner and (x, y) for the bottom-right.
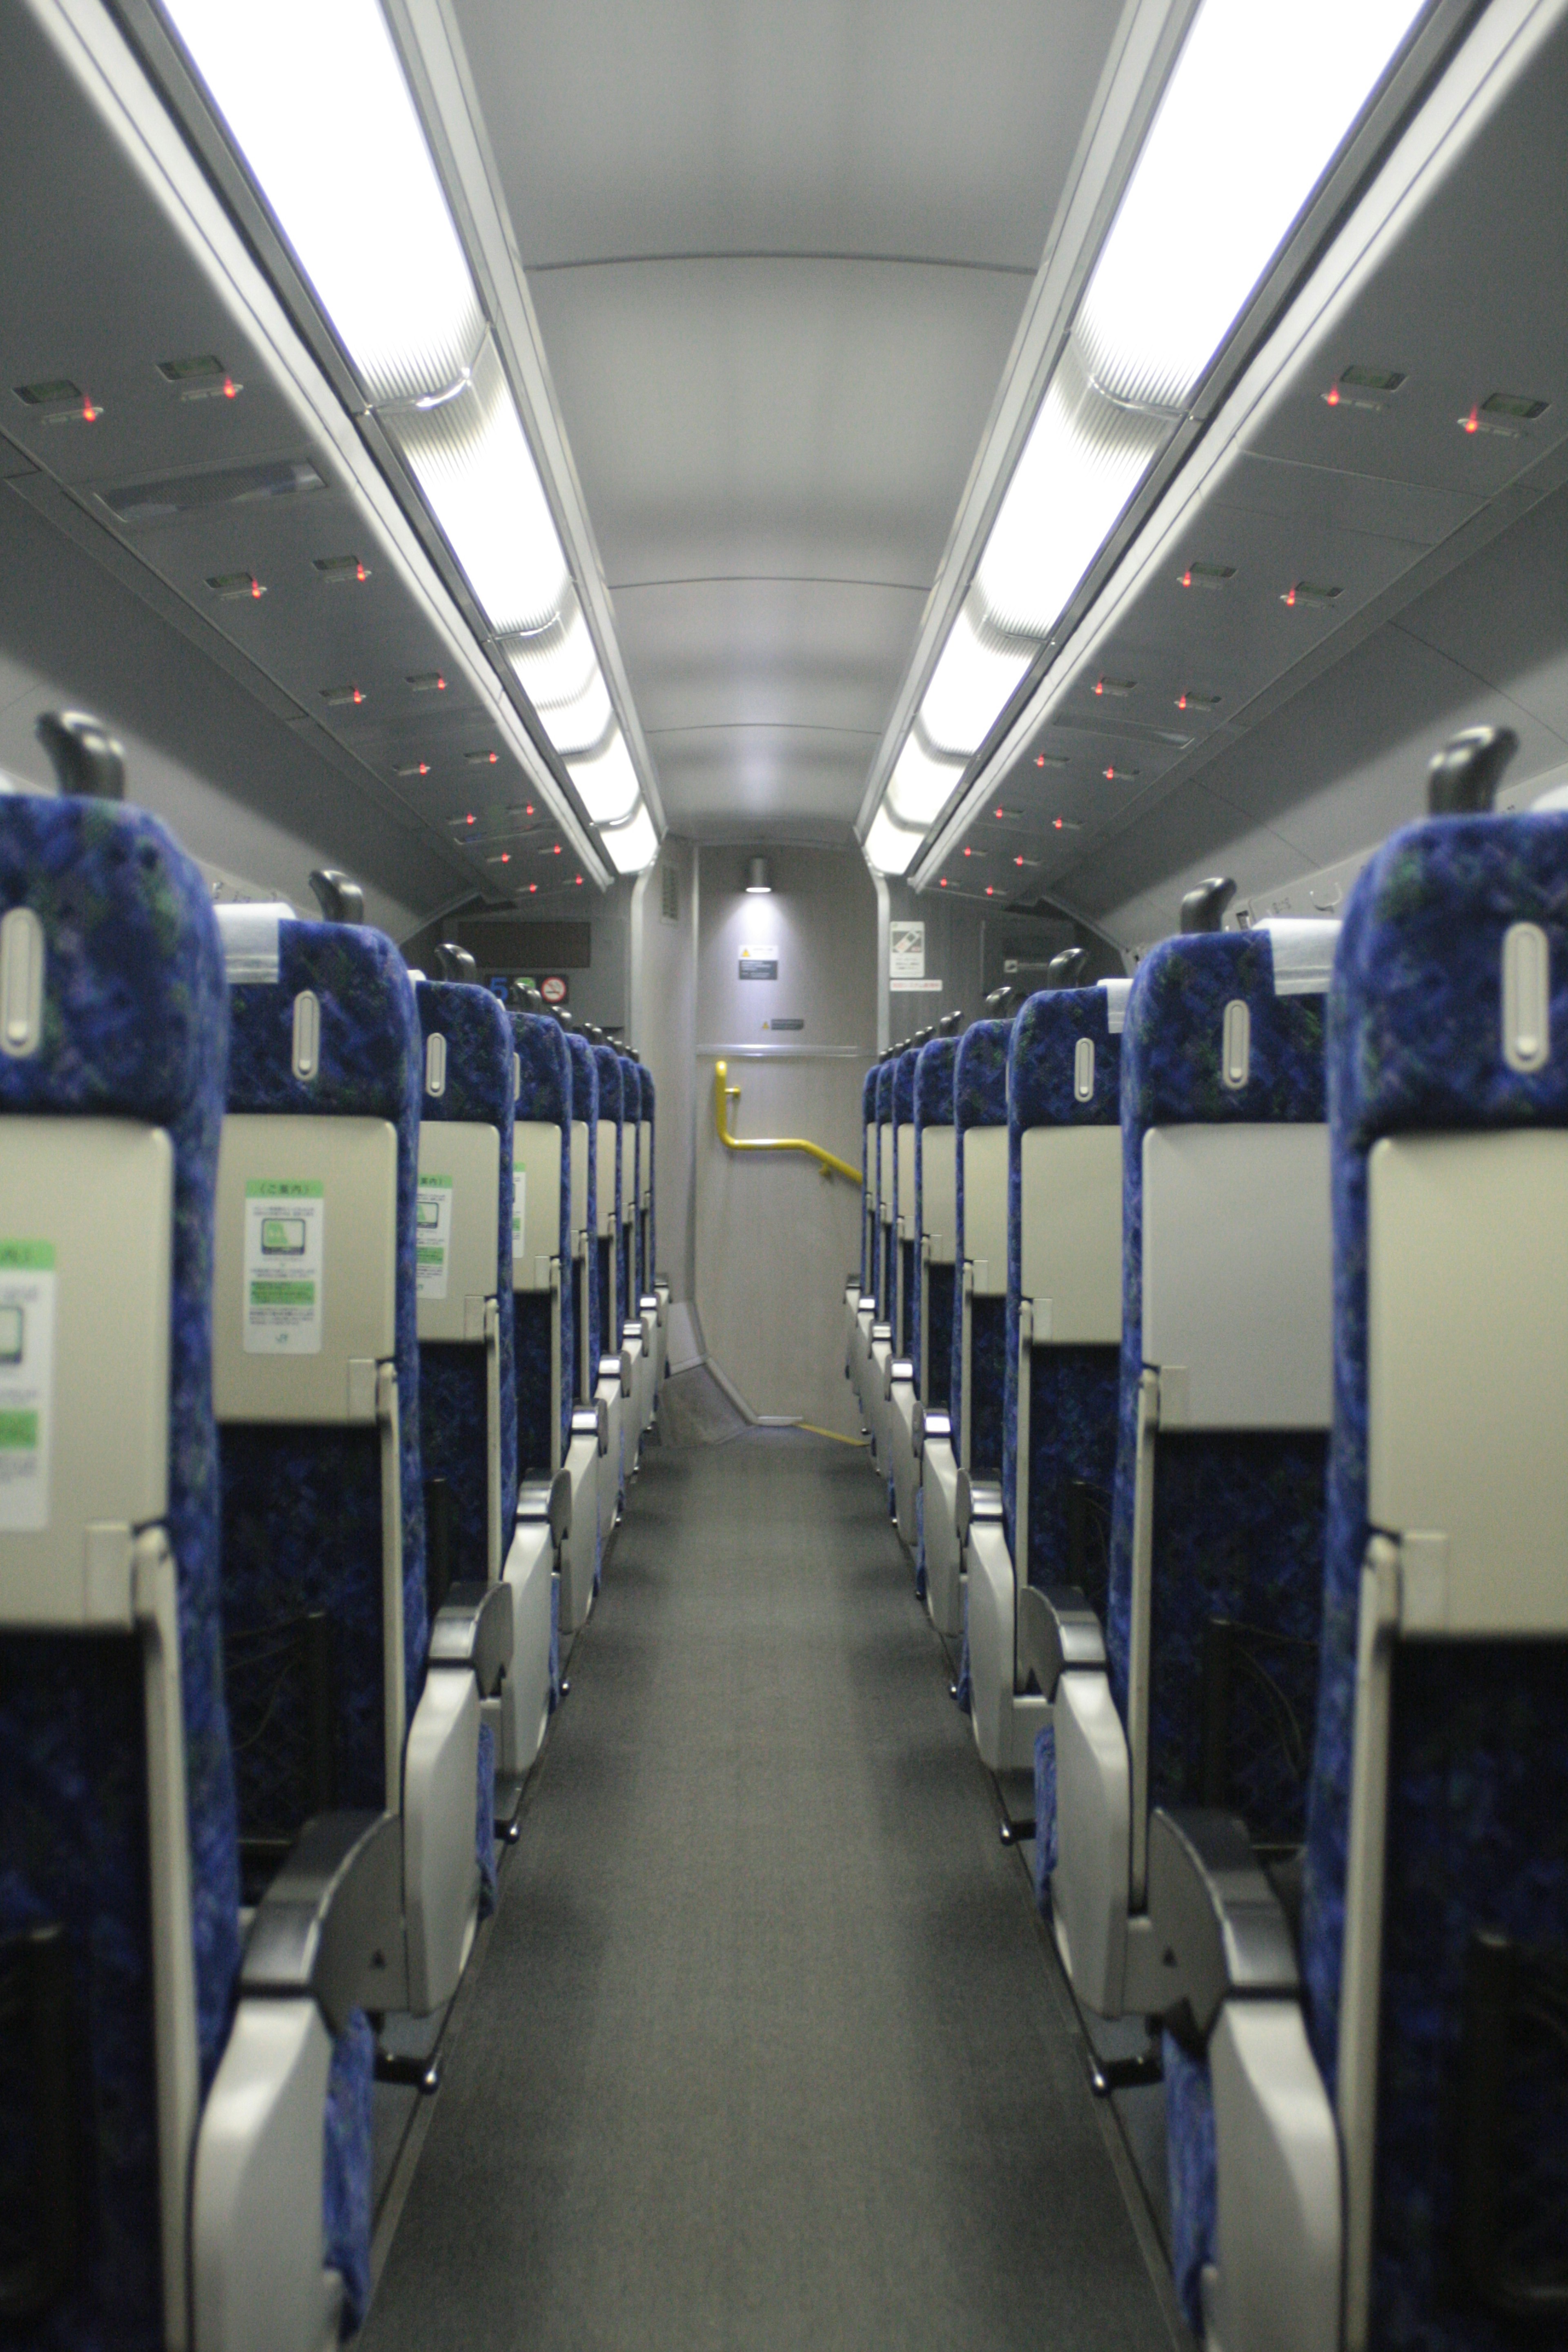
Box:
(1, 0), (1567, 2349)
(362, 1410), (1178, 2352)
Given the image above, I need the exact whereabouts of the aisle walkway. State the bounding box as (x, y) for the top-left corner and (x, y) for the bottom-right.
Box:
(362, 1426), (1180, 2351)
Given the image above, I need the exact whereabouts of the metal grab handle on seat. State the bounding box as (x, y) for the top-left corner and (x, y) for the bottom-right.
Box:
(712, 1062), (859, 1183)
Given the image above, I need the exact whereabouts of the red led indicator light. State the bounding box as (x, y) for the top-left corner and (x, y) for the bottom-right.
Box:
(223, 378), (238, 400)
(1014, 855), (1025, 866)
(251, 579), (263, 600)
(417, 763), (429, 777)
(465, 813), (475, 826)
(1180, 569), (1193, 588)
(575, 875), (583, 886)
(553, 844), (562, 855)
(356, 562), (367, 582)
(1462, 407), (1480, 434)
(1176, 693), (1187, 710)
(1103, 766), (1116, 780)
(525, 803), (535, 817)
(500, 853), (510, 864)
(528, 883), (537, 894)
(962, 845), (973, 858)
(1283, 587), (1297, 607)
(985, 885), (994, 897)
(939, 878), (948, 888)
(1325, 384), (1340, 407)
(1093, 679), (1104, 696)
(352, 687), (364, 704)
(994, 807), (1005, 819)
(1054, 817), (1064, 830)
(1035, 754), (1047, 768)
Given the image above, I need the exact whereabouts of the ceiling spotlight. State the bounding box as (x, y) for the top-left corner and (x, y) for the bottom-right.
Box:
(745, 856), (773, 895)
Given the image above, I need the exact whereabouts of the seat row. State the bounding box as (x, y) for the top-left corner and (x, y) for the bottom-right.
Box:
(0, 713), (666, 2351)
(844, 724), (1568, 2352)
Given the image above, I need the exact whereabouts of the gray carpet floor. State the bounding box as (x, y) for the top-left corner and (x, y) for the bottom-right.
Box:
(361, 1428), (1180, 2352)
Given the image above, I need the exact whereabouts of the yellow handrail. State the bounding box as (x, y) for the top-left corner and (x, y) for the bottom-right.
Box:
(713, 1060), (860, 1183)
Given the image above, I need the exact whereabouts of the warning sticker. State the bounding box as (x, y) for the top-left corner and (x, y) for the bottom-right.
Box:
(512, 1167), (527, 1263)
(417, 1173), (452, 1299)
(244, 1181), (324, 1355)
(0, 1241), (55, 1531)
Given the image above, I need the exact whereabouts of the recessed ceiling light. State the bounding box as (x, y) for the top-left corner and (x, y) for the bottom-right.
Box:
(14, 377), (100, 422)
(314, 554), (370, 584)
(1178, 561), (1235, 590)
(207, 570), (265, 601)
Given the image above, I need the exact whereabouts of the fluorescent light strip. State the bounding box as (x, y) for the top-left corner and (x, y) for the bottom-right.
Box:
(864, 805), (924, 878)
(601, 800), (657, 875)
(867, 0), (1425, 862)
(164, 0), (659, 863)
(163, 0), (480, 406)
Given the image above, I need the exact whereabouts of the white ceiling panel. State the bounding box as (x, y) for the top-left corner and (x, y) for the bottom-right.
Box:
(449, 0), (1125, 839)
(527, 258), (1036, 591)
(452, 0), (1123, 270)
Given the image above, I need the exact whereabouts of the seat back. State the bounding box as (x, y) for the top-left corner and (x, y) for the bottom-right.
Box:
(0, 795), (235, 2349)
(637, 1066), (656, 1303)
(618, 1056), (640, 1338)
(1107, 923), (1334, 1891)
(591, 1043), (622, 1362)
(891, 1046), (918, 1358)
(216, 913), (425, 1862)
(512, 1012), (573, 1476)
(874, 1058), (895, 1316)
(860, 1065), (878, 1297)
(415, 982), (517, 1590)
(951, 1018), (1011, 1473)
(1302, 809), (1568, 2348)
(563, 1030), (599, 1402)
(1004, 980), (1130, 1618)
(913, 1036), (958, 1408)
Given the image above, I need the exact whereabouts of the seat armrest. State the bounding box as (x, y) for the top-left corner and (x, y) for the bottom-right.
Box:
(912, 1405), (950, 1460)
(1146, 1807), (1302, 2047)
(871, 1322), (892, 1345)
(240, 1809), (402, 2035)
(572, 1400), (608, 1457)
(884, 1355), (914, 1402)
(428, 1580), (514, 1697)
(956, 1471), (1002, 1545)
(598, 1350), (632, 1397)
(518, 1467), (571, 1545)
(1016, 1584), (1107, 1701)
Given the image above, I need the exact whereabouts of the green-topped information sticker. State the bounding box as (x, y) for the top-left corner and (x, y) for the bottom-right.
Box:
(512, 1168), (527, 1263)
(417, 1174), (452, 1299)
(0, 1241), (55, 1531)
(245, 1181), (324, 1354)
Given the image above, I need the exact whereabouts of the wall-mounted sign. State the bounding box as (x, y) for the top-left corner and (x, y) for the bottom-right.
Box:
(739, 942), (778, 980)
(891, 976), (942, 993)
(540, 974), (568, 1005)
(890, 921), (925, 979)
(764, 1018), (804, 1031)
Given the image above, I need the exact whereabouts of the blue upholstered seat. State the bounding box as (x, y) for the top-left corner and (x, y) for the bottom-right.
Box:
(891, 1046), (919, 1359)
(1294, 811), (1568, 2350)
(511, 1011), (574, 1477)
(873, 1058), (895, 1316)
(950, 1018), (1011, 1479)
(617, 1057), (639, 1339)
(0, 794), (243, 2347)
(912, 1036), (958, 1417)
(415, 980), (518, 1581)
(219, 921), (496, 1943)
(860, 1065), (878, 1299)
(1004, 983), (1125, 1605)
(591, 1043), (622, 1361)
(561, 1030), (599, 1408)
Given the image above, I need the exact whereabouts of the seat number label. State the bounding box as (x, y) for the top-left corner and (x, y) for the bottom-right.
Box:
(244, 1181), (324, 1354)
(511, 1168), (527, 1261)
(417, 1174), (452, 1299)
(0, 1241), (54, 1530)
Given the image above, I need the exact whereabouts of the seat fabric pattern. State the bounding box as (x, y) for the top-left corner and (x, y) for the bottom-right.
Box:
(592, 1045), (621, 1361)
(512, 1014), (573, 1473)
(1162, 2028), (1218, 2332)
(1002, 988), (1122, 1594)
(322, 2011), (375, 2329)
(1301, 814), (1568, 2351)
(913, 1037), (957, 1409)
(618, 1058), (639, 1333)
(1103, 933), (1327, 1825)
(891, 1047), (918, 1357)
(874, 1060), (895, 1315)
(860, 1066), (877, 1294)
(950, 1019), (1010, 1473)
(416, 982), (517, 1581)
(222, 924), (428, 1825)
(562, 1033), (599, 1402)
(641, 1068), (656, 1296)
(0, 797), (238, 2350)
(474, 1716), (496, 1915)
